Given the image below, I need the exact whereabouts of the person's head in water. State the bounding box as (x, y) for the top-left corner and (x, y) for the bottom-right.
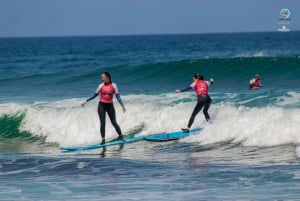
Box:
(101, 72), (112, 83)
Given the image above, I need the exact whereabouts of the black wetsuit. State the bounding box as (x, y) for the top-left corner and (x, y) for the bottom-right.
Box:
(187, 94), (211, 128)
(86, 82), (124, 140)
(97, 102), (122, 139)
(180, 80), (213, 128)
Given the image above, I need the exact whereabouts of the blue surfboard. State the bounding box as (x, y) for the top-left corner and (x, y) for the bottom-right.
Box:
(60, 128), (202, 152)
(143, 128), (202, 142)
(60, 135), (145, 152)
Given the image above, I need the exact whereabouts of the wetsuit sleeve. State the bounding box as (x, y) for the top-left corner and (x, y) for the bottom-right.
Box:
(112, 83), (124, 106)
(115, 93), (124, 106)
(180, 86), (193, 92)
(205, 80), (215, 87)
(86, 84), (101, 102)
(86, 93), (98, 102)
(180, 82), (195, 92)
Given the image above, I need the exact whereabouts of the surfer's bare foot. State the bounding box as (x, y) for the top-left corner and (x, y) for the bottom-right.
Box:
(118, 135), (124, 141)
(181, 128), (190, 132)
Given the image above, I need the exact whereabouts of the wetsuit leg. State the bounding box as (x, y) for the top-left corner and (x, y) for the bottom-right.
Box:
(203, 96), (212, 121)
(98, 102), (106, 139)
(106, 103), (122, 136)
(187, 102), (204, 128)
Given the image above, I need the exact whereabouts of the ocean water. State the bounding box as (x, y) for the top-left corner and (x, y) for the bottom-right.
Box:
(1, 32), (300, 200)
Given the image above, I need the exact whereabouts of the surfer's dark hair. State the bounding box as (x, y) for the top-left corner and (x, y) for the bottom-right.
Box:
(194, 74), (204, 80)
(102, 72), (112, 83)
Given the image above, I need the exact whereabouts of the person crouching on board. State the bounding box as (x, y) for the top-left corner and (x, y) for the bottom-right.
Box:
(81, 72), (126, 144)
(249, 73), (262, 90)
(176, 74), (214, 132)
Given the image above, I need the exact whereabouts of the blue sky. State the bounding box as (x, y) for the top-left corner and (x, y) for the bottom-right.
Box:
(0, 0), (299, 37)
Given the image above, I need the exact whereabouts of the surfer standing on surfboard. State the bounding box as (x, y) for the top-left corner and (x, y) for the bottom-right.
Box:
(176, 74), (214, 132)
(249, 74), (262, 90)
(81, 72), (126, 144)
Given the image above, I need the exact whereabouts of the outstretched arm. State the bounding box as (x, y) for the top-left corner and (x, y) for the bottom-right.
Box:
(81, 93), (98, 107)
(176, 86), (192, 93)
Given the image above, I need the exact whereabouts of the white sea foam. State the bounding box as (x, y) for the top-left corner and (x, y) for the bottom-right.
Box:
(234, 51), (268, 58)
(296, 146), (300, 158)
(184, 104), (300, 148)
(276, 91), (300, 107)
(1, 93), (300, 149)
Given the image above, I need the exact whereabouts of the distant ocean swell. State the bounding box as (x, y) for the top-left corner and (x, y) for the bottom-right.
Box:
(82, 56), (300, 94)
(2, 56), (299, 96)
(117, 56), (300, 80)
(64, 56), (300, 84)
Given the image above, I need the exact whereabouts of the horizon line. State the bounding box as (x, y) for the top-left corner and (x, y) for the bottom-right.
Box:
(1, 30), (299, 39)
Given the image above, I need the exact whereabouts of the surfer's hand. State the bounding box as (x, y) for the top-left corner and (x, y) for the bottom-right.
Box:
(175, 89), (181, 93)
(122, 106), (126, 113)
(81, 101), (87, 107)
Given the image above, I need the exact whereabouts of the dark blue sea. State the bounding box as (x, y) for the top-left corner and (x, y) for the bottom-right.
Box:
(1, 32), (300, 200)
